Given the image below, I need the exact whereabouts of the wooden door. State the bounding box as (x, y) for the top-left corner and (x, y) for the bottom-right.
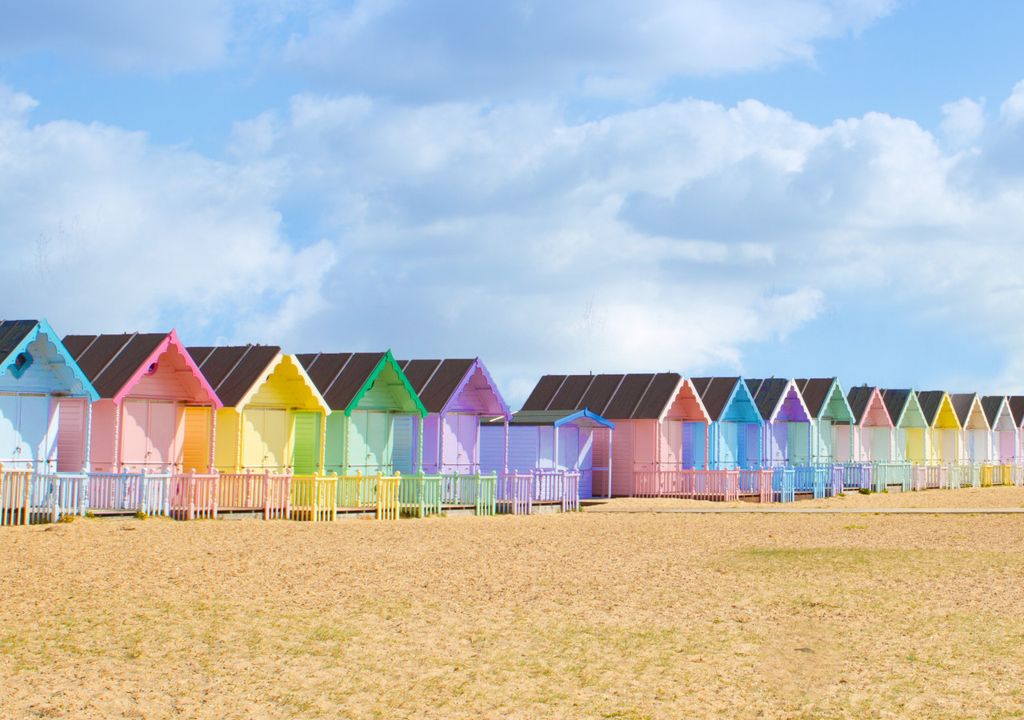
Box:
(56, 398), (87, 472)
(241, 409), (266, 468)
(292, 412), (320, 475)
(146, 401), (178, 467)
(182, 406), (210, 473)
(121, 399), (151, 467)
(391, 415), (414, 474)
(365, 412), (388, 472)
(346, 411), (369, 473)
(262, 409), (289, 468)
(0, 394), (19, 463)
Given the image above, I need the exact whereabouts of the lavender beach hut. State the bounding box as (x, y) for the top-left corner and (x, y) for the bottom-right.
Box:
(396, 358), (510, 475)
(745, 378), (812, 466)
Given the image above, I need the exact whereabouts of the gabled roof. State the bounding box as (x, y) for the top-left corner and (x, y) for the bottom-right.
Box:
(0, 319), (98, 400)
(63, 330), (218, 405)
(846, 386), (876, 425)
(690, 377), (760, 423)
(397, 358), (510, 417)
(794, 378), (854, 422)
(881, 389), (911, 426)
(950, 393), (988, 430)
(744, 378), (810, 422)
(916, 391), (945, 426)
(981, 396), (1008, 428)
(520, 372), (696, 421)
(1008, 396), (1024, 428)
(188, 345), (281, 407)
(296, 350), (426, 417)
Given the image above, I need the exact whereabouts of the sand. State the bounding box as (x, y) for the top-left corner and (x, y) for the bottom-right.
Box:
(2, 490), (1024, 719)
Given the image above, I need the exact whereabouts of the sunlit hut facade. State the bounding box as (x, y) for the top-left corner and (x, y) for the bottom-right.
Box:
(63, 331), (221, 473)
(188, 345), (329, 475)
(516, 373), (708, 496)
(297, 351), (426, 475)
(881, 389), (928, 463)
(690, 377), (762, 470)
(981, 396), (1017, 463)
(1008, 396), (1024, 461)
(839, 386), (893, 463)
(395, 358), (509, 475)
(480, 408), (615, 499)
(745, 378), (812, 467)
(0, 320), (98, 473)
(951, 393), (990, 463)
(916, 391), (961, 464)
(793, 378), (855, 465)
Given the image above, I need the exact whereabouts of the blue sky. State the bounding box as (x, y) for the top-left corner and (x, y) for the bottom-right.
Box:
(1, 0), (1024, 404)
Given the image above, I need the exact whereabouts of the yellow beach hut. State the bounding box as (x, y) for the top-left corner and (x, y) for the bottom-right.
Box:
(916, 391), (960, 464)
(188, 345), (329, 475)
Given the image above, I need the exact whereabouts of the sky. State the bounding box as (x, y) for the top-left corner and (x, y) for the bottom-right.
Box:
(2, 0), (1024, 405)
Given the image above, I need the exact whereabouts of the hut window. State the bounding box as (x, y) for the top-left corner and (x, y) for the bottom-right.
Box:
(144, 362), (159, 376)
(11, 352), (33, 378)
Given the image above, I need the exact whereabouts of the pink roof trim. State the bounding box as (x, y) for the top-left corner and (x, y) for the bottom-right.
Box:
(111, 329), (223, 408)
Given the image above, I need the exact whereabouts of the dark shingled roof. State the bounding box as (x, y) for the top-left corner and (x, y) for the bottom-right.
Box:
(794, 378), (836, 419)
(915, 391), (946, 426)
(296, 352), (386, 411)
(396, 359), (475, 413)
(690, 377), (741, 421)
(188, 345), (280, 408)
(517, 372), (681, 420)
(63, 333), (167, 399)
(745, 378), (790, 421)
(1008, 397), (1024, 428)
(0, 320), (36, 364)
(981, 396), (1007, 427)
(881, 389), (912, 426)
(846, 385), (878, 424)
(950, 393), (979, 427)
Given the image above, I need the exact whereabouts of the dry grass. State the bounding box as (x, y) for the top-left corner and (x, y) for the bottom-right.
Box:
(2, 494), (1024, 719)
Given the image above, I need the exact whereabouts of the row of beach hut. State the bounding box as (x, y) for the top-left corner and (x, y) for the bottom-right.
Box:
(2, 318), (1023, 524)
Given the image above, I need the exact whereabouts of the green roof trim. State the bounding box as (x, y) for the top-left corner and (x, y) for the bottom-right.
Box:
(345, 349), (427, 418)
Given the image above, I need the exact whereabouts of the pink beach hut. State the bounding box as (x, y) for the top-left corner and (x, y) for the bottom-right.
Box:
(62, 332), (222, 473)
(517, 373), (709, 496)
(982, 396), (1017, 463)
(396, 358), (510, 475)
(838, 386), (894, 463)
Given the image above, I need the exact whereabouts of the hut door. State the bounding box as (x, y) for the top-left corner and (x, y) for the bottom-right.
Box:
(56, 398), (87, 472)
(443, 414), (477, 472)
(391, 416), (414, 474)
(661, 421), (682, 469)
(0, 394), (53, 469)
(181, 407), (210, 473)
(508, 426), (539, 472)
(365, 412), (389, 473)
(147, 402), (178, 468)
(262, 409), (289, 469)
(292, 412), (320, 475)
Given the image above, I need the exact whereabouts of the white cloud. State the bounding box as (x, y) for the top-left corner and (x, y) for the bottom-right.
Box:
(284, 0), (898, 99)
(0, 0), (234, 72)
(941, 98), (985, 148)
(0, 84), (334, 340)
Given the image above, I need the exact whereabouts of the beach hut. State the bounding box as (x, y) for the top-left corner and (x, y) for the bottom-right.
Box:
(793, 378), (856, 464)
(840, 386), (894, 463)
(690, 377), (762, 470)
(396, 358), (510, 475)
(745, 378), (812, 467)
(1008, 397), (1024, 461)
(187, 346), (330, 475)
(63, 331), (221, 473)
(517, 373), (709, 496)
(951, 393), (990, 463)
(296, 351), (426, 475)
(981, 396), (1016, 463)
(480, 408), (615, 498)
(881, 389), (928, 463)
(0, 320), (98, 472)
(916, 391), (960, 464)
